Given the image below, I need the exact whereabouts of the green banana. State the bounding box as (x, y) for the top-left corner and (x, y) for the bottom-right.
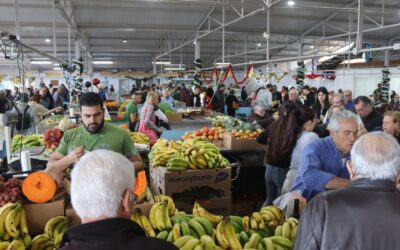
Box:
(282, 221), (291, 239)
(192, 217), (213, 236)
(239, 231), (250, 246)
(274, 225), (283, 236)
(200, 235), (216, 250)
(188, 219), (206, 238)
(156, 230), (169, 240)
(166, 230), (174, 243)
(173, 235), (195, 248)
(244, 233), (261, 249)
(181, 238), (200, 250)
(262, 238), (275, 250)
(0, 242), (9, 250)
(180, 220), (191, 236)
(269, 236), (294, 249)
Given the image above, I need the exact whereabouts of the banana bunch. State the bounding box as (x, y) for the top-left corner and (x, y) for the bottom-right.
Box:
(31, 216), (68, 249)
(192, 202), (223, 225)
(173, 235), (217, 250)
(261, 236), (294, 250)
(151, 149), (177, 167)
(168, 140), (183, 151)
(238, 231), (294, 250)
(242, 212), (267, 231)
(131, 208), (156, 237)
(154, 195), (176, 217)
(166, 155), (189, 172)
(149, 202), (172, 231)
(274, 217), (298, 241)
(215, 218), (242, 250)
(180, 139), (229, 170)
(12, 134), (44, 153)
(259, 206), (286, 229)
(130, 132), (151, 145)
(0, 203), (31, 249)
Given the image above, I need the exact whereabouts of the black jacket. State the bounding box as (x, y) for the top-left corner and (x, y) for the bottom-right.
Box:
(213, 91), (225, 113)
(59, 218), (178, 250)
(361, 108), (383, 132)
(295, 178), (400, 250)
(247, 110), (274, 129)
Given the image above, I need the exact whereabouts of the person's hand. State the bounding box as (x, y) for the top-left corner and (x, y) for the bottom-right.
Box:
(67, 146), (85, 163)
(55, 107), (62, 113)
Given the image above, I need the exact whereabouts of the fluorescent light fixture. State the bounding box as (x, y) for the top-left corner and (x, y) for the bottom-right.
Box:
(164, 67), (185, 71)
(257, 43), (262, 47)
(53, 67), (61, 70)
(319, 42), (355, 63)
(340, 58), (365, 64)
(215, 62), (231, 66)
(45, 38), (51, 43)
(310, 45), (314, 49)
(93, 61), (114, 64)
(53, 63), (59, 66)
(122, 40), (127, 43)
(287, 0), (295, 6)
(152, 61), (171, 65)
(31, 61), (52, 65)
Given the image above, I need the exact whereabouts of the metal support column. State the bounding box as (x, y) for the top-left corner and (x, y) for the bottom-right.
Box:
(14, 0), (20, 40)
(52, 0), (57, 58)
(356, 0), (364, 52)
(266, 2), (271, 70)
(195, 37), (200, 59)
(384, 50), (390, 67)
(75, 39), (80, 60)
(222, 3), (225, 64)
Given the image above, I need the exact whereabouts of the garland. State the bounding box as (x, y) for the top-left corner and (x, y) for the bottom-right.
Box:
(294, 61), (305, 90)
(249, 68), (288, 82)
(201, 64), (253, 85)
(193, 59), (203, 86)
(304, 73), (336, 80)
(381, 68), (391, 102)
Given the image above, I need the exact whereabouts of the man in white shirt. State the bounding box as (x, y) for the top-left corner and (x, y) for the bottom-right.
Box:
(256, 84), (273, 110)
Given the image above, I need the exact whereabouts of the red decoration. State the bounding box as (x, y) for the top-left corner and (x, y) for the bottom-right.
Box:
(92, 78), (100, 86)
(201, 64), (253, 85)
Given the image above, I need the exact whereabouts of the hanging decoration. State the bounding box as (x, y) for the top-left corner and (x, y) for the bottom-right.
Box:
(193, 58), (203, 86)
(304, 72), (336, 80)
(294, 61), (306, 90)
(381, 68), (391, 102)
(62, 57), (84, 94)
(250, 69), (288, 82)
(201, 64), (253, 85)
(125, 75), (157, 83)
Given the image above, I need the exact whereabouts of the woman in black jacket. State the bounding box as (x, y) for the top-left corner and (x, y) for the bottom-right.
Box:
(225, 89), (239, 117)
(312, 87), (330, 124)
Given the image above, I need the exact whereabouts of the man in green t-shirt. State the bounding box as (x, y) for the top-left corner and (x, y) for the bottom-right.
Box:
(125, 93), (142, 132)
(46, 92), (143, 184)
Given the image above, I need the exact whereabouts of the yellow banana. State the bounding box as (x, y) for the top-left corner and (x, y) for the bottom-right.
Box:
(194, 202), (223, 225)
(181, 238), (201, 250)
(173, 235), (195, 248)
(155, 203), (166, 230)
(140, 214), (156, 237)
(149, 202), (161, 229)
(275, 225), (283, 236)
(282, 221), (291, 239)
(23, 233), (32, 249)
(0, 242), (9, 250)
(290, 225), (297, 241)
(7, 239), (24, 250)
(200, 235), (216, 250)
(5, 203), (22, 238)
(0, 203), (18, 238)
(269, 236), (294, 249)
(19, 208), (28, 235)
(252, 212), (262, 223)
(215, 221), (229, 249)
(31, 234), (54, 250)
(172, 223), (181, 242)
(262, 237), (275, 250)
(163, 202), (172, 230)
(242, 216), (250, 232)
(223, 220), (242, 250)
(250, 217), (258, 230)
(44, 216), (67, 238)
(244, 233), (261, 249)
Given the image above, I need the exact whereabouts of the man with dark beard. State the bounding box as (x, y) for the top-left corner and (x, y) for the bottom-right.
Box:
(46, 92), (143, 184)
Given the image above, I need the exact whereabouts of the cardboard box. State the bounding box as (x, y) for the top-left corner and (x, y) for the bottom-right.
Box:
(23, 192), (67, 235)
(223, 133), (264, 150)
(150, 167), (231, 214)
(166, 113), (183, 123)
(176, 197), (231, 216)
(65, 205), (81, 227)
(212, 140), (223, 148)
(133, 192), (155, 217)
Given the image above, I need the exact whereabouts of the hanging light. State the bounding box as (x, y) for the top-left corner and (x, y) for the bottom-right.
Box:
(287, 1), (295, 6)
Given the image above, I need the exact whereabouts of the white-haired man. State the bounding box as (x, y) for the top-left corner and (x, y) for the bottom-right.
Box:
(247, 100), (274, 129)
(291, 111), (358, 200)
(295, 132), (400, 249)
(59, 150), (178, 250)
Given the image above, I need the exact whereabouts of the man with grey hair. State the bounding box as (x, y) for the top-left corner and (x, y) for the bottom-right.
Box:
(247, 100), (274, 129)
(59, 150), (178, 250)
(294, 132), (400, 249)
(291, 110), (358, 200)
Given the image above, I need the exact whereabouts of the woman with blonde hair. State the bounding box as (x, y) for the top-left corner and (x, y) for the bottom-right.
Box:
(383, 111), (400, 143)
(138, 91), (163, 145)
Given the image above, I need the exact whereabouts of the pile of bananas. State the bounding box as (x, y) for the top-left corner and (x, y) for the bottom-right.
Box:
(149, 139), (230, 171)
(130, 132), (151, 145)
(12, 134), (44, 153)
(0, 203), (31, 249)
(274, 217), (298, 242)
(130, 194), (297, 250)
(31, 216), (68, 249)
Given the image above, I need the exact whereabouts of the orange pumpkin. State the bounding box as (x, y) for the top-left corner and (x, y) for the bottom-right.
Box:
(22, 172), (57, 204)
(133, 171), (147, 198)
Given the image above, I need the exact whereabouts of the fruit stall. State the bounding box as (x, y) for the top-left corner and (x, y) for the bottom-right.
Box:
(0, 109), (282, 250)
